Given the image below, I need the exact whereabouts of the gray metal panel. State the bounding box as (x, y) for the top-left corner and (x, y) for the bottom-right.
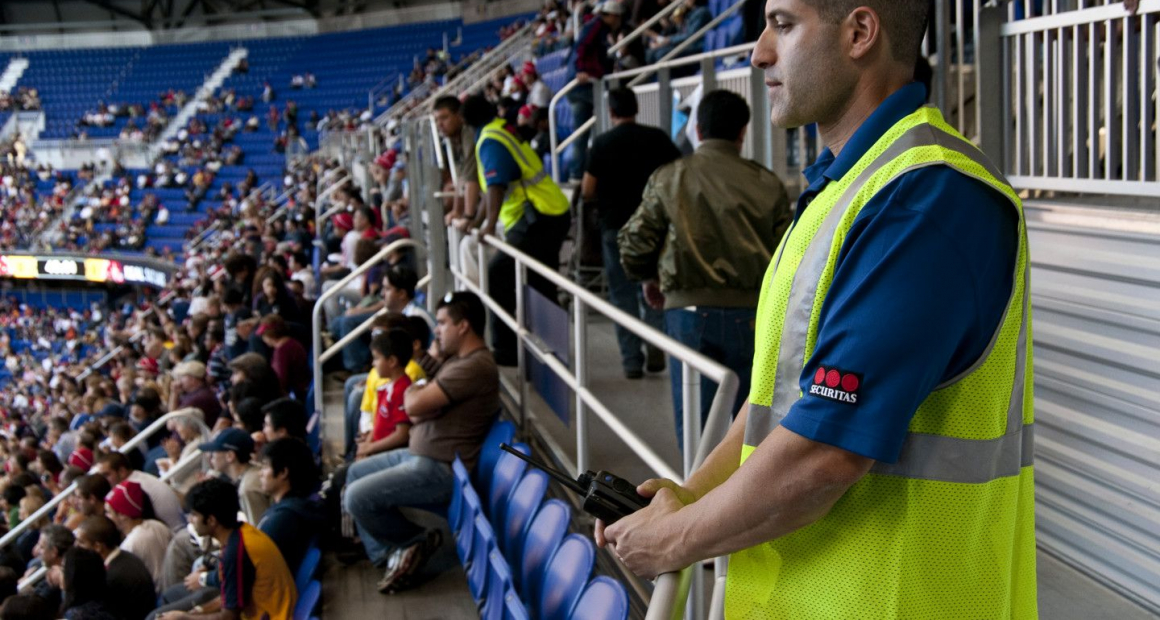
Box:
(1026, 201), (1160, 616)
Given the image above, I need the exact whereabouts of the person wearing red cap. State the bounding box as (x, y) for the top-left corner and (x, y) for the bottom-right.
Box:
(67, 447), (94, 471)
(521, 62), (552, 109)
(105, 480), (173, 589)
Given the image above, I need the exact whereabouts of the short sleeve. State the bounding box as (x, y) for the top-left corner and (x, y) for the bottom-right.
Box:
(778, 168), (1018, 463)
(218, 529), (255, 611)
(478, 139), (522, 188)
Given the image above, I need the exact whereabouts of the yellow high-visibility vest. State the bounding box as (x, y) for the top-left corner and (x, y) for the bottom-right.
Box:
(474, 118), (569, 229)
(725, 106), (1038, 619)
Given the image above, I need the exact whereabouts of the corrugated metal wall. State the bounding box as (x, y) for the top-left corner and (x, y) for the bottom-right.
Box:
(1026, 202), (1160, 615)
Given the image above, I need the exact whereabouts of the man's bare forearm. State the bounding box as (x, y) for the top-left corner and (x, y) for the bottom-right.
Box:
(671, 426), (873, 564)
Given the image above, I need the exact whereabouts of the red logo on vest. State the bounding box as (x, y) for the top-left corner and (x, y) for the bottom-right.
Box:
(811, 366), (861, 404)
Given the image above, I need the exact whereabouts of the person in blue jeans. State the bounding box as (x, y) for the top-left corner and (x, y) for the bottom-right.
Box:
(582, 87), (681, 378)
(618, 90), (791, 450)
(343, 292), (499, 593)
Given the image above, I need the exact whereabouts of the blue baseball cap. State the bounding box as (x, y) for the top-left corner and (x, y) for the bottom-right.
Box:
(197, 427), (254, 456)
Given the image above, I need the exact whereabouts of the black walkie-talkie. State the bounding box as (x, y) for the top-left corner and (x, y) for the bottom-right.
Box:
(499, 444), (649, 524)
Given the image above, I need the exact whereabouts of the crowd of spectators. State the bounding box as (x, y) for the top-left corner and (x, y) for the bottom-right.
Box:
(0, 160), (77, 251)
(0, 88), (41, 113)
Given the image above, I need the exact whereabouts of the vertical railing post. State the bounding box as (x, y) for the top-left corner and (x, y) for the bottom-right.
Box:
(657, 66), (674, 137)
(574, 296), (589, 475)
(516, 262), (528, 430)
(748, 64), (775, 170)
(977, 4), (1005, 170)
(594, 77), (609, 137)
(935, 0), (951, 114)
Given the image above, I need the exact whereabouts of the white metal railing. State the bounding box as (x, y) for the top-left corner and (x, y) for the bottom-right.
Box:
(310, 238), (427, 421)
(442, 225), (738, 620)
(988, 0), (1160, 196)
(0, 407), (211, 552)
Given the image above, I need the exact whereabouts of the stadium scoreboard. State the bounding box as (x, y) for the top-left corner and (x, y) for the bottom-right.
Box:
(0, 254), (172, 288)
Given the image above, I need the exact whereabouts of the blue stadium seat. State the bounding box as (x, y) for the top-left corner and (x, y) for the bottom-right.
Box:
(488, 442), (529, 526)
(569, 576), (629, 620)
(502, 469), (549, 566)
(293, 579), (321, 620)
(295, 546), (321, 593)
(520, 498), (571, 607)
(475, 418), (515, 497)
(469, 514), (498, 602)
(505, 589), (531, 620)
(538, 534), (595, 620)
(482, 549), (515, 620)
(456, 484), (484, 566)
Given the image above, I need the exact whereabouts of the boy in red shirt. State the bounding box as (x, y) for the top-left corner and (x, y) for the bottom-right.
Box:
(354, 329), (414, 460)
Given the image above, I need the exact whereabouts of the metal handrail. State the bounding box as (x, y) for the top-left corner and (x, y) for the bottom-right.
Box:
(548, 7), (753, 182)
(627, 0), (749, 87)
(16, 445), (205, 593)
(311, 238), (427, 419)
(607, 0), (687, 56)
(317, 273), (432, 366)
(450, 231), (739, 620)
(0, 407), (211, 551)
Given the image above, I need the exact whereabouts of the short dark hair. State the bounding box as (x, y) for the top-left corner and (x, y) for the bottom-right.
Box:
(235, 397), (266, 433)
(186, 478), (240, 529)
(384, 266), (418, 300)
(260, 439), (318, 498)
(36, 450), (62, 476)
(39, 524), (74, 556)
(461, 95), (496, 129)
(2, 485), (25, 507)
(697, 89), (750, 142)
(433, 96), (462, 114)
(97, 452), (132, 473)
(262, 398), (307, 439)
(608, 88), (639, 118)
(78, 515), (121, 549)
(370, 330), (414, 369)
(107, 423), (135, 443)
(0, 593), (51, 620)
(76, 475), (111, 502)
(223, 253), (257, 279)
(803, 0), (929, 66)
(406, 315), (430, 349)
(437, 291), (486, 338)
(0, 567), (16, 604)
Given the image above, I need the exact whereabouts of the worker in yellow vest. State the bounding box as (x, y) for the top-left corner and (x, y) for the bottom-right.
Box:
(600, 1), (1038, 617)
(461, 95), (571, 365)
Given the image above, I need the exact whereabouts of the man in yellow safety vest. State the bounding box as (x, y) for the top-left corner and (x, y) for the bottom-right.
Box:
(600, 1), (1038, 617)
(461, 95), (570, 366)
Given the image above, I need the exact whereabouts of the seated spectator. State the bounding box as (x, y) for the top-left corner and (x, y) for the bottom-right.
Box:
(255, 439), (322, 574)
(29, 524), (72, 612)
(197, 429), (268, 525)
(260, 398), (307, 443)
(645, 0), (711, 64)
(256, 315), (309, 400)
(344, 292), (499, 592)
(104, 480), (172, 588)
(406, 316), (440, 378)
(16, 495), (47, 565)
(154, 417), (204, 496)
(226, 354), (283, 404)
(60, 547), (116, 619)
(75, 516), (155, 620)
(1, 485), (24, 530)
(95, 453), (185, 530)
(107, 423), (147, 472)
(157, 479), (295, 620)
(353, 331), (413, 461)
(168, 361), (222, 430)
(0, 567), (16, 606)
(66, 475), (112, 533)
(222, 288), (252, 361)
(331, 265), (433, 373)
(341, 314), (419, 462)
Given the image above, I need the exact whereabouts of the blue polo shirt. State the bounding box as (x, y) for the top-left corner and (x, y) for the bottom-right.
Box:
(478, 130), (522, 188)
(778, 82), (1019, 463)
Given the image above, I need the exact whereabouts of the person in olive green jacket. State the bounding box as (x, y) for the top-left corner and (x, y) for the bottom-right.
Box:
(618, 89), (791, 450)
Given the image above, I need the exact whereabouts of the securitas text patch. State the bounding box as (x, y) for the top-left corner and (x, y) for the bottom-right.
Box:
(809, 366), (861, 405)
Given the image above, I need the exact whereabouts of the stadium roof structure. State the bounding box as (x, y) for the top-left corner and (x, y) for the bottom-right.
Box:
(0, 0), (441, 35)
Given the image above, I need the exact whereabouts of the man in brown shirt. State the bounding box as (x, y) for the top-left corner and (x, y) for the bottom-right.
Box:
(342, 291), (499, 594)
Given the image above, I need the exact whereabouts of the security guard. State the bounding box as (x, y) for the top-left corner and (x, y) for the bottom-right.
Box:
(600, 1), (1038, 618)
(461, 95), (570, 365)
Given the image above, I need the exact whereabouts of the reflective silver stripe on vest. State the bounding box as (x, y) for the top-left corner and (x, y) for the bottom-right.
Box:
(744, 118), (1033, 484)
